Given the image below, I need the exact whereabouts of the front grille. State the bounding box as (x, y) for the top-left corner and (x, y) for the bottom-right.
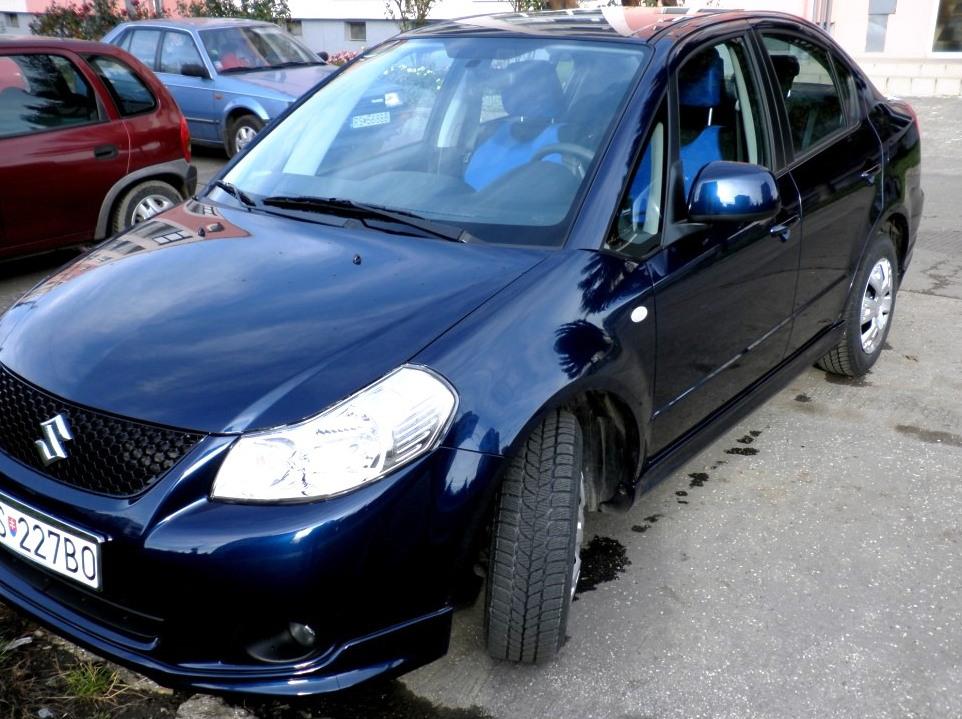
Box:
(0, 365), (204, 497)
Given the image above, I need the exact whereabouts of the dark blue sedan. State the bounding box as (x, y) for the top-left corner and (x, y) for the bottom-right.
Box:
(0, 7), (922, 695)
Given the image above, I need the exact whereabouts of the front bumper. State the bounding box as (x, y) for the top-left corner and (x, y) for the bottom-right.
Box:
(0, 440), (502, 694)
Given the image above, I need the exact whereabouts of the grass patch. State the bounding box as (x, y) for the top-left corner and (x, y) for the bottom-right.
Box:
(62, 661), (122, 700)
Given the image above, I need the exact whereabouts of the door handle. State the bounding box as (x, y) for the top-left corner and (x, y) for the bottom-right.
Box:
(93, 144), (118, 160)
(768, 215), (799, 242)
(860, 164), (882, 185)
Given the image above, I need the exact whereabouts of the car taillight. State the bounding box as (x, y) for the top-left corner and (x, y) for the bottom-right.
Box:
(180, 115), (191, 163)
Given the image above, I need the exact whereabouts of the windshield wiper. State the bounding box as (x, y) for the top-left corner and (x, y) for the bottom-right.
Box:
(261, 196), (472, 243)
(270, 60), (323, 68)
(212, 180), (256, 209)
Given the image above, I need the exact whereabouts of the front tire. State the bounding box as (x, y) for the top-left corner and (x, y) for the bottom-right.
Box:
(226, 113), (264, 157)
(484, 410), (583, 664)
(110, 180), (182, 233)
(817, 227), (899, 377)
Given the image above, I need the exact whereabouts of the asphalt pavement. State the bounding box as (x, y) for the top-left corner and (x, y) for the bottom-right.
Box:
(0, 99), (960, 719)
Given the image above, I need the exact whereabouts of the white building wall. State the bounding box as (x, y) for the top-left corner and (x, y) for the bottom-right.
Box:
(688, 0), (962, 96)
(0, 0), (30, 35)
(289, 0), (513, 55)
(299, 18), (400, 54)
(832, 0), (962, 97)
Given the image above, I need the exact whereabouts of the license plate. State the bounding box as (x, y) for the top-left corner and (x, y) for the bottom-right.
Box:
(0, 491), (102, 590)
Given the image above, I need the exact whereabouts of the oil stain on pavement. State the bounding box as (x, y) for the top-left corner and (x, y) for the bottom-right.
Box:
(575, 536), (630, 595)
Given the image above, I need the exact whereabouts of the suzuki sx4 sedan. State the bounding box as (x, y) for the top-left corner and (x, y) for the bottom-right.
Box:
(0, 9), (922, 695)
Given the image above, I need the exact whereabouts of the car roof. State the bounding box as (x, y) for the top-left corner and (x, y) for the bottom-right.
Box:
(406, 8), (811, 44)
(0, 36), (125, 52)
(117, 17), (276, 31)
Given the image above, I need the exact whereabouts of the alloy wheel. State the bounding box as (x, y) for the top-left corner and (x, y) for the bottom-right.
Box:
(235, 125), (258, 153)
(860, 257), (894, 354)
(132, 195), (175, 223)
(571, 471), (585, 601)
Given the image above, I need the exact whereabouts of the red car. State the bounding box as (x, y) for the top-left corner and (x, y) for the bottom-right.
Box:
(0, 37), (195, 257)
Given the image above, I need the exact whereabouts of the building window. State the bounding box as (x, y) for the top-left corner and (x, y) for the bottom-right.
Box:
(286, 20), (302, 36)
(866, 14), (889, 51)
(865, 0), (896, 52)
(346, 21), (366, 42)
(4, 13), (18, 27)
(935, 0), (962, 51)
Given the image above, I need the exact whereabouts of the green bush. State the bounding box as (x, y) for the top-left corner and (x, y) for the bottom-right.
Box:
(175, 0), (290, 22)
(30, 0), (164, 40)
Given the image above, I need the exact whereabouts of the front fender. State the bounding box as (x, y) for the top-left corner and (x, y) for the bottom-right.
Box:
(219, 95), (288, 131)
(416, 248), (656, 475)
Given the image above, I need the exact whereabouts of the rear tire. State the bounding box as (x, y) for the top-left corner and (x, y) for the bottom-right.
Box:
(484, 409), (583, 664)
(226, 113), (264, 157)
(110, 180), (182, 233)
(816, 227), (899, 377)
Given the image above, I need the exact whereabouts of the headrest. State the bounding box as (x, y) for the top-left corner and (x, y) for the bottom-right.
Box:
(679, 49), (723, 108)
(502, 60), (564, 121)
(769, 54), (801, 96)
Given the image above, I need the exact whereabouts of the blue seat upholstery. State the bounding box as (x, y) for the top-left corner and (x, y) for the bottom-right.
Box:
(465, 61), (566, 191)
(678, 50), (726, 197)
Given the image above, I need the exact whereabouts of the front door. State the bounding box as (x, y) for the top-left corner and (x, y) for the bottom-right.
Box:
(157, 30), (217, 142)
(646, 35), (802, 454)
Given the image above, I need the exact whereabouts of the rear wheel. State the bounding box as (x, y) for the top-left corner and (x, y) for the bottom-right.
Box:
(227, 113), (264, 157)
(484, 409), (583, 664)
(817, 227), (899, 377)
(110, 180), (182, 233)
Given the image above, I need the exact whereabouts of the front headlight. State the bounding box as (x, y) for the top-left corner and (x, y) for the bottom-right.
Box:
(211, 365), (458, 502)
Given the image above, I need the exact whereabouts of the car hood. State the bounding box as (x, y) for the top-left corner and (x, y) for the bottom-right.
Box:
(232, 64), (335, 98)
(0, 201), (545, 434)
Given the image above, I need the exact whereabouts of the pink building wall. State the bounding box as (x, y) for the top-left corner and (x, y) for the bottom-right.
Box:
(24, 0), (180, 14)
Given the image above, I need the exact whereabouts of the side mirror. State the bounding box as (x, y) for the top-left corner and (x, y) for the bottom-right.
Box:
(181, 63), (210, 80)
(688, 161), (780, 224)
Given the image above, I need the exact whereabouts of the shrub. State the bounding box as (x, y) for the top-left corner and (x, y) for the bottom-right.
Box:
(30, 0), (164, 40)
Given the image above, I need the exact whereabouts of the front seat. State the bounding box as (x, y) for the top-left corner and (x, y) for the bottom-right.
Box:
(678, 49), (727, 197)
(464, 60), (565, 191)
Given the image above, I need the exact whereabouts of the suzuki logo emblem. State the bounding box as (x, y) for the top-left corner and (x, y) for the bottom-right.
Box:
(35, 414), (73, 466)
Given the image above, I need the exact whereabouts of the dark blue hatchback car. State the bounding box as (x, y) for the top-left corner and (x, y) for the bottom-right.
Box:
(0, 8), (922, 695)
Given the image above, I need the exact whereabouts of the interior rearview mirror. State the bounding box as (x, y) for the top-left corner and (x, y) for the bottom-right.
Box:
(687, 161), (780, 224)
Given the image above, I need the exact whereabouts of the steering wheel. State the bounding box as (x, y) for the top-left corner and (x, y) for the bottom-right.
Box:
(529, 143), (595, 179)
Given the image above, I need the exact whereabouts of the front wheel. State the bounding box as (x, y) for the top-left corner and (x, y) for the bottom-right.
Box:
(817, 227), (899, 377)
(110, 180), (182, 233)
(484, 409), (584, 664)
(226, 113), (264, 158)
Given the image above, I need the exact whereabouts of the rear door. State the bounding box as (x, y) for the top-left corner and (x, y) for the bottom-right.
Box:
(156, 30), (217, 142)
(645, 32), (802, 454)
(754, 26), (884, 353)
(0, 50), (130, 251)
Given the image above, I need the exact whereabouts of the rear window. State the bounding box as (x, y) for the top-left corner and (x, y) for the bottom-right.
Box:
(89, 55), (156, 116)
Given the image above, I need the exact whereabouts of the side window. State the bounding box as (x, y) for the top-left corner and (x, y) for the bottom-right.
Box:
(0, 54), (99, 139)
(760, 33), (846, 155)
(89, 55), (156, 116)
(609, 107), (666, 257)
(676, 38), (770, 196)
(831, 56), (862, 125)
(128, 29), (161, 69)
(113, 30), (131, 52)
(159, 31), (204, 75)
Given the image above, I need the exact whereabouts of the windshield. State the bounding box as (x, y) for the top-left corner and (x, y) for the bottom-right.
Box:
(221, 37), (648, 246)
(201, 25), (319, 72)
